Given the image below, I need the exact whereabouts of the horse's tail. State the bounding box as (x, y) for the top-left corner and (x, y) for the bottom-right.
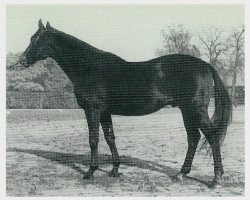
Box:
(209, 65), (233, 145)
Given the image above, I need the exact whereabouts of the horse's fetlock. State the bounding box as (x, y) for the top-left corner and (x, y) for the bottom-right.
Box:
(113, 160), (120, 168)
(90, 165), (99, 171)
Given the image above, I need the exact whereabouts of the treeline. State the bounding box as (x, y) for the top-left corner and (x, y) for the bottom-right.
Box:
(6, 25), (244, 109)
(7, 54), (79, 109)
(156, 25), (245, 105)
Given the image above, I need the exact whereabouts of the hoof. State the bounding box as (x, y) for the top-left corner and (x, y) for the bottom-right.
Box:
(83, 172), (94, 180)
(171, 173), (185, 182)
(208, 180), (222, 189)
(208, 174), (223, 188)
(208, 178), (223, 189)
(108, 169), (122, 177)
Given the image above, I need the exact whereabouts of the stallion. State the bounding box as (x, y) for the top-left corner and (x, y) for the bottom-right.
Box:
(20, 20), (232, 188)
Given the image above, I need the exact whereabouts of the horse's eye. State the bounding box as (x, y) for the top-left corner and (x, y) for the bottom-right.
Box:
(30, 35), (40, 44)
(30, 36), (35, 42)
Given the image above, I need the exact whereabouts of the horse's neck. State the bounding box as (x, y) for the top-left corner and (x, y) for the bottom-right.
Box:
(52, 33), (102, 84)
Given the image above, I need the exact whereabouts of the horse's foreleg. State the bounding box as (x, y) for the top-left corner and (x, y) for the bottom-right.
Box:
(83, 107), (100, 179)
(100, 112), (120, 177)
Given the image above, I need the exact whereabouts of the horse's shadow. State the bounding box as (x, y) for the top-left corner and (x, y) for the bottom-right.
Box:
(7, 147), (211, 187)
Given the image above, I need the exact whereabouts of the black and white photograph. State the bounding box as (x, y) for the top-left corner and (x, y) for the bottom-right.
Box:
(2, 1), (247, 197)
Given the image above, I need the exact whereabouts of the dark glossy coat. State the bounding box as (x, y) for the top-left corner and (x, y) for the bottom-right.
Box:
(21, 20), (232, 187)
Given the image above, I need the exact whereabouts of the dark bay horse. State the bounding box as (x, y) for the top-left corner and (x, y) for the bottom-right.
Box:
(20, 20), (232, 187)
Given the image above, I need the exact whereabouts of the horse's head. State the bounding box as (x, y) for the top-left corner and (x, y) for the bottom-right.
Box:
(20, 19), (55, 67)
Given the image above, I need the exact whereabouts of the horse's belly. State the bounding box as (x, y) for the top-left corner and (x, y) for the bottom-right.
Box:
(108, 94), (173, 116)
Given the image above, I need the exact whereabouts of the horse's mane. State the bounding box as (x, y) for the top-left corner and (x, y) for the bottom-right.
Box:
(51, 27), (124, 62)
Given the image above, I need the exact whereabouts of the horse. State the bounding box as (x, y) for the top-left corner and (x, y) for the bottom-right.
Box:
(19, 20), (232, 188)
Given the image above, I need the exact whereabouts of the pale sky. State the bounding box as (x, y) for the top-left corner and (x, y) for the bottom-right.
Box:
(7, 4), (244, 61)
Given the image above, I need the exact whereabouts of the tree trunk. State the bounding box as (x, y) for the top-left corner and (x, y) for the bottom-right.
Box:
(230, 72), (237, 107)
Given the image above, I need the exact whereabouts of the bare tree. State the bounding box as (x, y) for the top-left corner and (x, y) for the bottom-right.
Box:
(226, 27), (245, 105)
(156, 25), (201, 58)
(199, 27), (245, 105)
(199, 30), (231, 82)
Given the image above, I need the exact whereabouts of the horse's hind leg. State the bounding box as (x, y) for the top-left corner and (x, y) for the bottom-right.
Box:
(100, 112), (120, 177)
(173, 107), (201, 180)
(184, 102), (224, 187)
(197, 108), (224, 187)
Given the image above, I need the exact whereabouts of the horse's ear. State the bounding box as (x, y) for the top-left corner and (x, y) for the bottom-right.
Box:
(46, 21), (51, 29)
(38, 19), (45, 29)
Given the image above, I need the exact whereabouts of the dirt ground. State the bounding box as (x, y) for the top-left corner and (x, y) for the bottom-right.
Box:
(6, 107), (245, 196)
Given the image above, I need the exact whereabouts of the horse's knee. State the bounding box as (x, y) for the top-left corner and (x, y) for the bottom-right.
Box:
(105, 134), (115, 142)
(89, 135), (99, 149)
(104, 134), (115, 146)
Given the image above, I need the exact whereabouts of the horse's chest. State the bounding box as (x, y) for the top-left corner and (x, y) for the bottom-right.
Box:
(73, 82), (107, 110)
